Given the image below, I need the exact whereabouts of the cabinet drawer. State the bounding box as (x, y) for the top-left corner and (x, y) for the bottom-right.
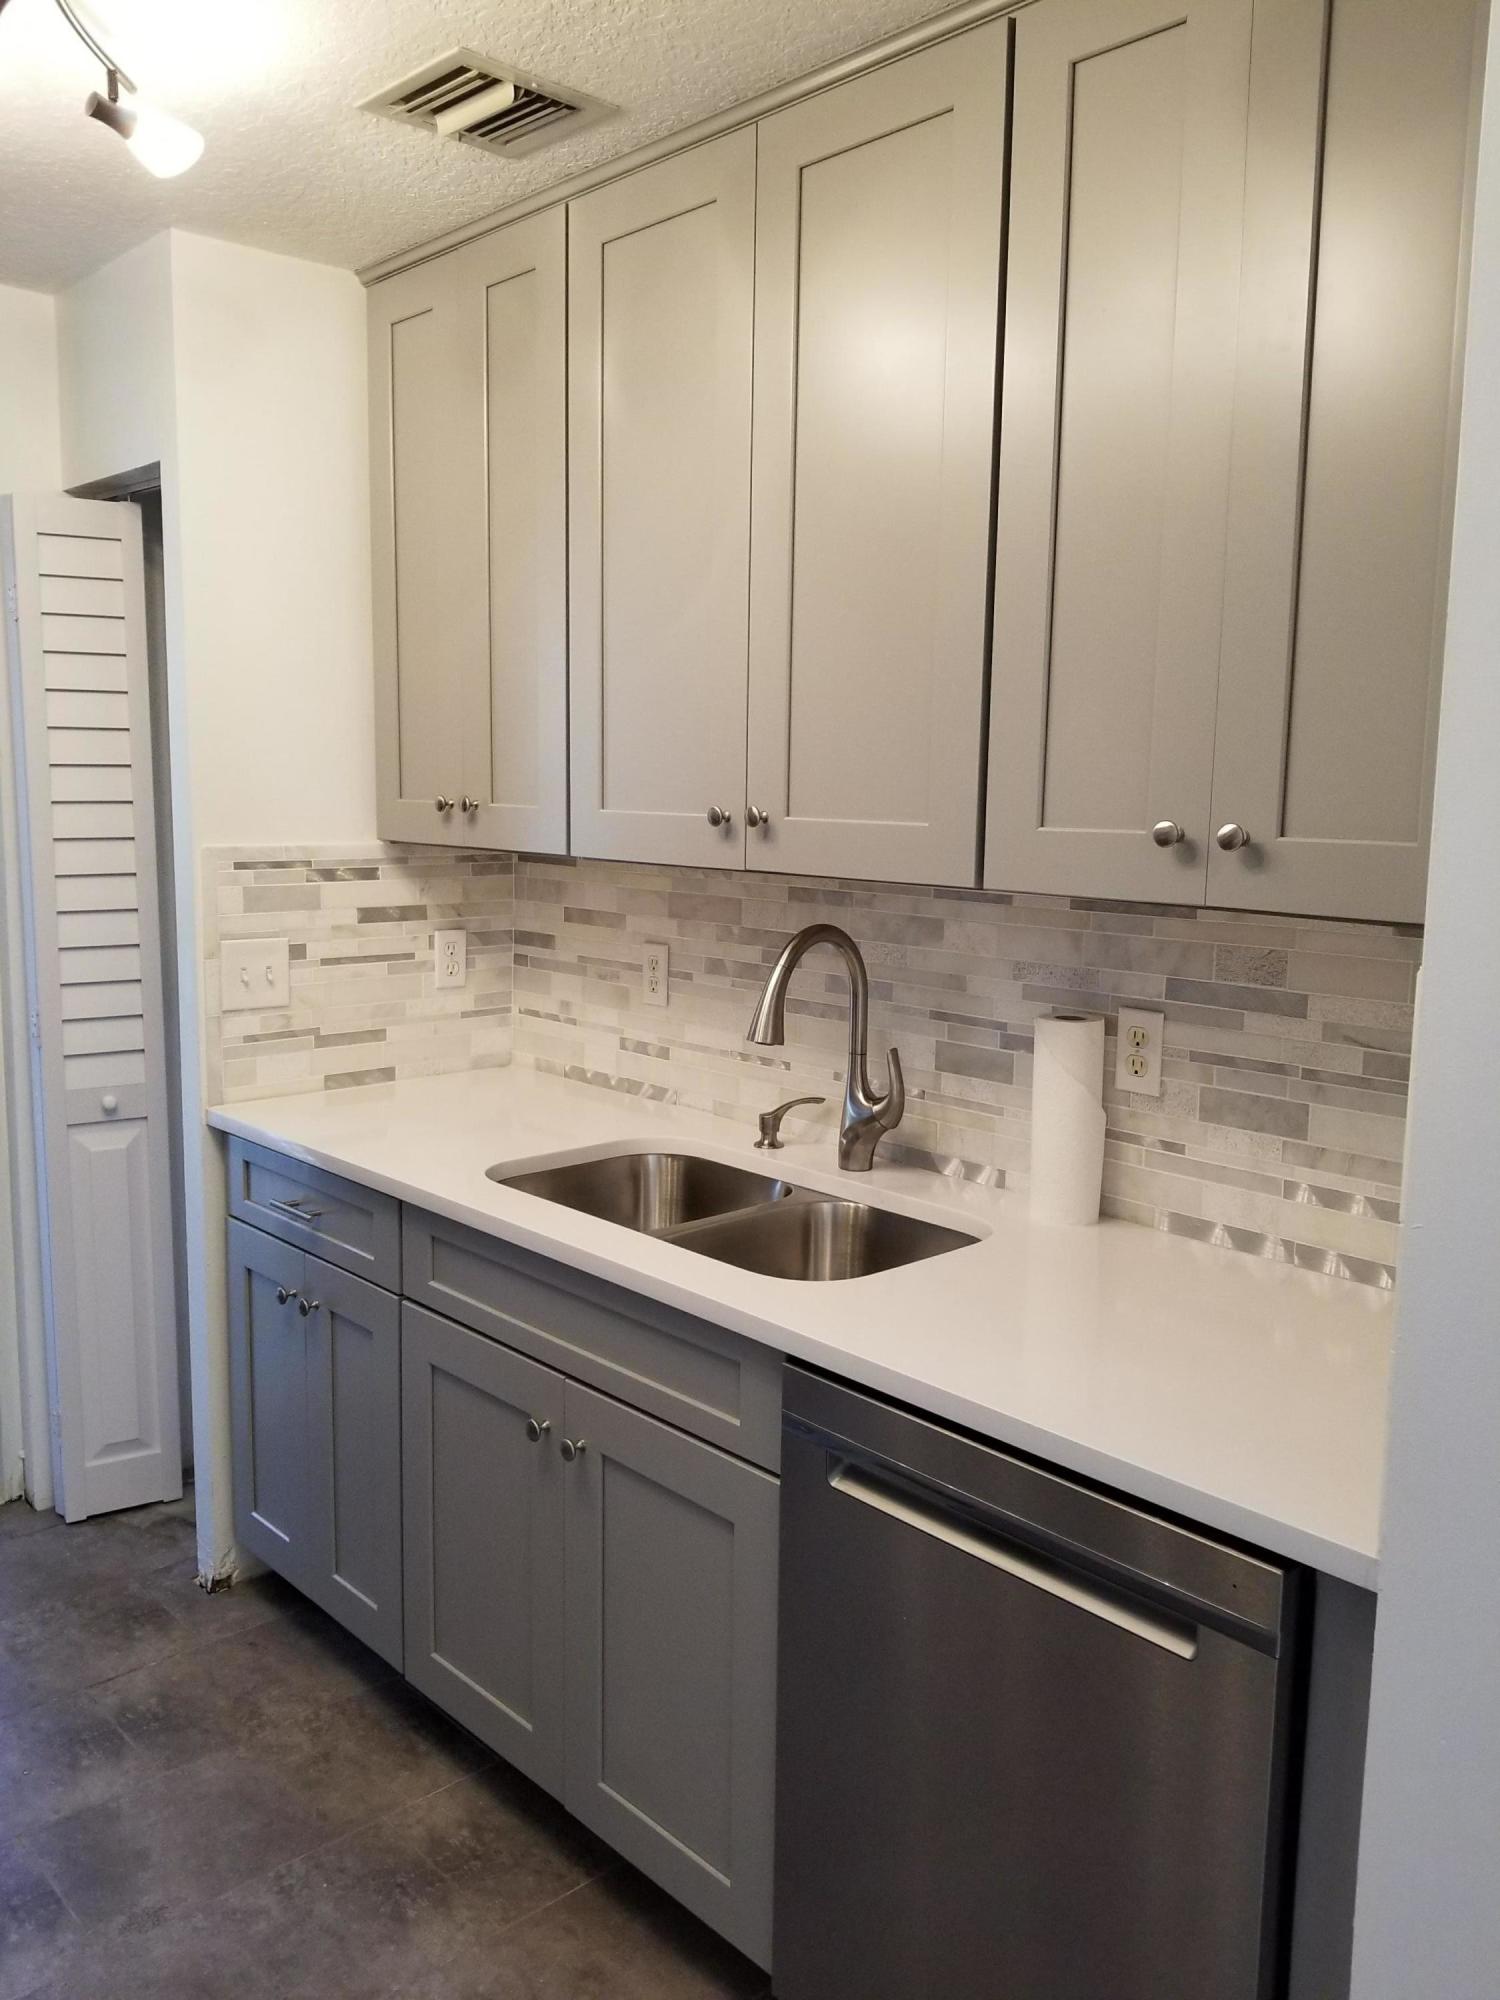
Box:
(227, 1137), (400, 1290)
(402, 1208), (782, 1471)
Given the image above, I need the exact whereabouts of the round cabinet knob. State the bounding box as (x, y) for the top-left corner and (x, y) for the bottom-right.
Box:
(746, 805), (771, 831)
(460, 796), (478, 814)
(524, 1416), (551, 1443)
(297, 1296), (319, 1317)
(100, 1093), (119, 1115)
(1215, 822), (1251, 852)
(435, 795), (454, 814)
(1150, 820), (1184, 848)
(706, 806), (733, 829)
(559, 1437), (587, 1463)
(275, 1286), (299, 1307)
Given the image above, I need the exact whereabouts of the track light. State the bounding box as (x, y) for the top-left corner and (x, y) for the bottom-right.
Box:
(53, 0), (205, 178)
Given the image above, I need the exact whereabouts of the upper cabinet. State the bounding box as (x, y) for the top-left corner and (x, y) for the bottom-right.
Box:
(745, 24), (1009, 886)
(567, 133), (756, 869)
(986, 0), (1476, 922)
(370, 208), (568, 852)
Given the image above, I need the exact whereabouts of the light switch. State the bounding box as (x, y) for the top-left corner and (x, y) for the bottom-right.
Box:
(222, 938), (290, 1013)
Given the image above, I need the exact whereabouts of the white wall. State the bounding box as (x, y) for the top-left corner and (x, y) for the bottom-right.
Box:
(53, 229), (375, 1573)
(1349, 3), (1500, 1989)
(0, 283), (62, 1505)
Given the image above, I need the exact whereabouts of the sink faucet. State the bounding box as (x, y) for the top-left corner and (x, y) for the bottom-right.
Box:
(746, 924), (904, 1172)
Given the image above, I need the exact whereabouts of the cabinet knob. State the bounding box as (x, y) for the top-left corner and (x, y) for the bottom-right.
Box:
(559, 1437), (587, 1463)
(435, 795), (454, 814)
(525, 1416), (551, 1443)
(746, 805), (770, 831)
(275, 1286), (298, 1307)
(100, 1093), (119, 1115)
(1150, 820), (1184, 848)
(460, 796), (479, 814)
(1215, 822), (1251, 852)
(297, 1296), (319, 1317)
(706, 806), (733, 830)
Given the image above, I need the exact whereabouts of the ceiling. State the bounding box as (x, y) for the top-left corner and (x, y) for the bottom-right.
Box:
(0, 0), (959, 292)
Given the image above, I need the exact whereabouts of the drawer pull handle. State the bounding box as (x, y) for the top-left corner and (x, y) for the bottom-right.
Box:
(297, 1297), (320, 1317)
(275, 1286), (299, 1307)
(525, 1417), (551, 1443)
(559, 1437), (587, 1463)
(267, 1196), (325, 1222)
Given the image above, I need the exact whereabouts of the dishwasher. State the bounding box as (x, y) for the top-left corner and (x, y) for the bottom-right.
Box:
(774, 1365), (1305, 2000)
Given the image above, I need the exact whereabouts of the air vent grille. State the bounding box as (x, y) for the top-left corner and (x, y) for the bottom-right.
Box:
(361, 50), (614, 159)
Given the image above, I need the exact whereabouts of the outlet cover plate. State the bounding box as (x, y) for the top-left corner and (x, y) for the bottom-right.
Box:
(222, 938), (290, 1013)
(643, 942), (669, 1008)
(434, 928), (468, 990)
(1115, 1006), (1164, 1096)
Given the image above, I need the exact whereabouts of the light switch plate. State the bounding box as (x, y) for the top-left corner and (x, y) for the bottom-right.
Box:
(222, 938), (290, 1013)
(643, 942), (669, 1008)
(1115, 1006), (1164, 1096)
(434, 929), (467, 990)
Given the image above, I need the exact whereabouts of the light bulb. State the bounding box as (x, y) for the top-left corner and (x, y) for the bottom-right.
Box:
(85, 87), (204, 178)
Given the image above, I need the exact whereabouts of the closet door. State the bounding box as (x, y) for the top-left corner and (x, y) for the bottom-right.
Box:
(369, 255), (473, 844)
(568, 131), (755, 867)
(452, 211), (569, 854)
(1207, 0), (1478, 921)
(983, 0), (1254, 901)
(2, 495), (181, 1519)
(747, 23), (1008, 886)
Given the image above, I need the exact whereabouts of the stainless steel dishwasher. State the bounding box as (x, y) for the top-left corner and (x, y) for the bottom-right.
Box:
(775, 1366), (1305, 2000)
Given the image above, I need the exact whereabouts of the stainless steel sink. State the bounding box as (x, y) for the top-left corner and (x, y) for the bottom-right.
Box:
(674, 1196), (977, 1282)
(491, 1151), (793, 1234)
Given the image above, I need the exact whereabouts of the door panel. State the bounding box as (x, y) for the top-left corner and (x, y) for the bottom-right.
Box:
(2, 495), (182, 1518)
(454, 211), (569, 853)
(1208, 0), (1477, 918)
(984, 0), (1253, 901)
(563, 1382), (778, 1969)
(402, 1302), (567, 1792)
(227, 1219), (311, 1583)
(569, 132), (755, 866)
(305, 1255), (403, 1667)
(748, 24), (1008, 886)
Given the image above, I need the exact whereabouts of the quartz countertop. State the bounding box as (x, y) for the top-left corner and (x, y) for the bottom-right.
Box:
(208, 1066), (1392, 1588)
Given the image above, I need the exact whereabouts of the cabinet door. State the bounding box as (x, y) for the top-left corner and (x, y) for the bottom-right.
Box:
(568, 132), (755, 867)
(402, 1303), (567, 1793)
(562, 1382), (779, 1969)
(227, 1220), (313, 1588)
(369, 256), (473, 844)
(452, 211), (569, 854)
(1207, 0), (1477, 920)
(747, 24), (1008, 886)
(303, 1255), (403, 1668)
(984, 0), (1253, 901)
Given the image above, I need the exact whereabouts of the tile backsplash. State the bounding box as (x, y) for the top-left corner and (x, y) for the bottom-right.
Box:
(203, 844), (1416, 1289)
(204, 844), (514, 1105)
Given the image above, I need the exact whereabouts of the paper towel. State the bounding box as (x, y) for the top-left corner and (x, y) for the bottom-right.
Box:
(1029, 1013), (1107, 1226)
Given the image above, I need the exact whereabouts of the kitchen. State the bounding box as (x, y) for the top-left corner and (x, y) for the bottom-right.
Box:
(0, 0), (1494, 1995)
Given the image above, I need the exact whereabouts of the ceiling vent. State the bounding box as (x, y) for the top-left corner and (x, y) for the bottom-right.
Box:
(360, 50), (615, 159)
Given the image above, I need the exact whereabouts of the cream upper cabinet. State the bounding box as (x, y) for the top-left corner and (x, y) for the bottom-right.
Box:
(370, 208), (567, 852)
(984, 0), (1254, 905)
(568, 132), (755, 868)
(746, 22), (1009, 887)
(1207, 0), (1476, 922)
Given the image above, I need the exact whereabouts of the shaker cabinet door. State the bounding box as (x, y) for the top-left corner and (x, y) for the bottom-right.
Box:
(228, 1220), (314, 1588)
(402, 1303), (568, 1794)
(984, 0), (1254, 902)
(562, 1381), (779, 1969)
(746, 23), (1008, 887)
(568, 131), (756, 868)
(1207, 0), (1477, 921)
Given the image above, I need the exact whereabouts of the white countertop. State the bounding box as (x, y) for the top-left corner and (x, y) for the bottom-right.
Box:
(208, 1067), (1392, 1588)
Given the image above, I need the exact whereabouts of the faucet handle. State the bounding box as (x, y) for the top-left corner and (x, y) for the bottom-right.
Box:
(756, 1096), (826, 1150)
(875, 1045), (905, 1129)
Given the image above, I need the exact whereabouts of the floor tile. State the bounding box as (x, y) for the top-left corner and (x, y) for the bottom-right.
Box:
(0, 1690), (150, 1836)
(0, 1840), (79, 2000)
(0, 1503), (60, 1547)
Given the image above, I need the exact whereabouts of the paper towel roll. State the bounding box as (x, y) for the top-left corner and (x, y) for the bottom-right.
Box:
(1030, 1012), (1107, 1227)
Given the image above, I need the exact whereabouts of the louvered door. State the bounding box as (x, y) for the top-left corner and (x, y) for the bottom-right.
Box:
(1, 495), (181, 1519)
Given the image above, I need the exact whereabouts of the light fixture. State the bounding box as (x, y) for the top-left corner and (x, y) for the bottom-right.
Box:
(56, 0), (205, 177)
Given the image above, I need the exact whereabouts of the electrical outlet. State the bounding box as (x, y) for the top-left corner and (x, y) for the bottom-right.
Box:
(434, 929), (467, 991)
(643, 942), (669, 1008)
(222, 938), (290, 1013)
(1115, 1006), (1164, 1097)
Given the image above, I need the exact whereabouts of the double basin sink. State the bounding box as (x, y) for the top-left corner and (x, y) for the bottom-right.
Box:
(489, 1150), (977, 1282)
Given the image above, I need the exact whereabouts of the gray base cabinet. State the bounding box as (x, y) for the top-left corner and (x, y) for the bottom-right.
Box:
(227, 1217), (403, 1667)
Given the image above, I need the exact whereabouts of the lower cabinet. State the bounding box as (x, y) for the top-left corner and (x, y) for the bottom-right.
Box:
(401, 1301), (779, 1968)
(227, 1218), (403, 1667)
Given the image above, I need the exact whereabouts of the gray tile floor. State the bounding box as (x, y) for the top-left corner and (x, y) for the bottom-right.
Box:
(0, 1496), (770, 1999)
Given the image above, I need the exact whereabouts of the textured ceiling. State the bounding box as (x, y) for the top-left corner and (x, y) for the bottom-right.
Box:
(0, 0), (960, 292)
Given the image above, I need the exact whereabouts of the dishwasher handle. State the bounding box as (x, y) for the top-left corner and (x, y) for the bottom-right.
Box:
(830, 1460), (1198, 1661)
